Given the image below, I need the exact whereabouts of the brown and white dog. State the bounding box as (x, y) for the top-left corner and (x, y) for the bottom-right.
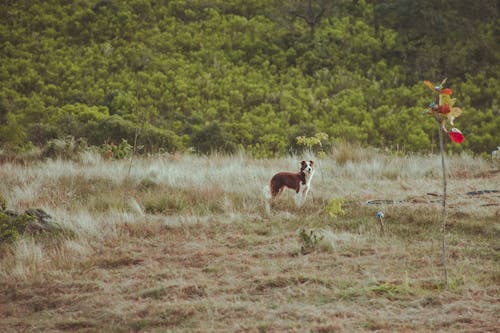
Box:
(268, 160), (315, 207)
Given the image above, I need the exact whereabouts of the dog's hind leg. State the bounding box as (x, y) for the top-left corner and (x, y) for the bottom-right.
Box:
(270, 188), (283, 206)
(265, 184), (282, 213)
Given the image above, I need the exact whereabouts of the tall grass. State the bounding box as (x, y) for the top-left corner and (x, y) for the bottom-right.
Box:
(0, 147), (498, 332)
(1, 151), (490, 271)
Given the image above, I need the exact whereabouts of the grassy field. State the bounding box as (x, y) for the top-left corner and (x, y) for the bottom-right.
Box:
(0, 147), (499, 332)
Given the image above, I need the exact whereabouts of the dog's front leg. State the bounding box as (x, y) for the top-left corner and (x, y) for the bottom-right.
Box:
(302, 185), (309, 196)
(295, 185), (309, 207)
(294, 191), (303, 207)
(300, 185), (310, 206)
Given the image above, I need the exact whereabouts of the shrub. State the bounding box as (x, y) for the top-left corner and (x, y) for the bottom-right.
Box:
(299, 228), (324, 254)
(42, 136), (88, 160)
(84, 114), (136, 146)
(325, 198), (345, 218)
(101, 139), (132, 160)
(0, 208), (68, 244)
(296, 132), (329, 158)
(28, 122), (59, 146)
(139, 126), (181, 153)
(0, 211), (34, 243)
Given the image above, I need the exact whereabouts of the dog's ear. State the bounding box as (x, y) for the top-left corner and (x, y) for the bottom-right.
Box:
(309, 160), (314, 166)
(300, 160), (306, 166)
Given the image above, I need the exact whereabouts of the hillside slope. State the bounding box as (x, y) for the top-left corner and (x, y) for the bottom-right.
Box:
(1, 0), (498, 155)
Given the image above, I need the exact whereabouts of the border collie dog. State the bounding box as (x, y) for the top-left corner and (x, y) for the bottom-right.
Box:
(269, 160), (315, 207)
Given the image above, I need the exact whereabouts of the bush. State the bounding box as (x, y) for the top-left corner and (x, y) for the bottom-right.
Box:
(139, 125), (182, 153)
(28, 122), (59, 146)
(0, 211), (34, 243)
(296, 132), (329, 158)
(299, 228), (324, 254)
(0, 208), (67, 244)
(84, 114), (136, 146)
(101, 139), (133, 159)
(42, 136), (88, 160)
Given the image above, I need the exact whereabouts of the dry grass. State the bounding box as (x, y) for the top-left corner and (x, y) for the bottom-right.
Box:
(0, 148), (499, 332)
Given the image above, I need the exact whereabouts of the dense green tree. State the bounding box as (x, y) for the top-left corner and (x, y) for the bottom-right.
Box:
(192, 122), (237, 154)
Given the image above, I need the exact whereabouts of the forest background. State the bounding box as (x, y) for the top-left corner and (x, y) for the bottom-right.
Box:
(1, 0), (498, 158)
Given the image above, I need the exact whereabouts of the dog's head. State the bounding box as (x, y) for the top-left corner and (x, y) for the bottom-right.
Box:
(300, 160), (314, 174)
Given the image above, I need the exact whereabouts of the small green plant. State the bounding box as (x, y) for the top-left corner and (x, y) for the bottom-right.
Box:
(369, 279), (412, 299)
(299, 228), (324, 254)
(325, 198), (345, 218)
(296, 132), (328, 159)
(101, 139), (133, 159)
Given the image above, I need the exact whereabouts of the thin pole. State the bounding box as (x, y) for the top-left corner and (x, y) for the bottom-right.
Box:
(437, 122), (449, 290)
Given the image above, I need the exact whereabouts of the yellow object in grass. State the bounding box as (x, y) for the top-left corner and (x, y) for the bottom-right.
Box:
(326, 198), (345, 218)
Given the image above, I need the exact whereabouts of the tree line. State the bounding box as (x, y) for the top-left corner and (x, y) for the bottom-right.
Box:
(0, 0), (498, 157)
